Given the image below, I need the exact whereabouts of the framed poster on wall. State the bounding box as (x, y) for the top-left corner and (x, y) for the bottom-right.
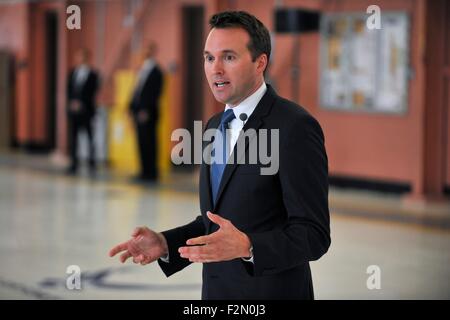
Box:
(319, 12), (410, 114)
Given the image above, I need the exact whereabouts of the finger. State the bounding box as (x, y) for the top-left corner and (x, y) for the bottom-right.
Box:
(179, 245), (202, 256)
(129, 237), (147, 254)
(140, 256), (152, 265)
(120, 251), (132, 263)
(132, 227), (146, 237)
(179, 244), (213, 257)
(133, 256), (141, 264)
(134, 254), (147, 263)
(109, 242), (129, 257)
(186, 234), (216, 246)
(187, 253), (217, 263)
(206, 211), (228, 227)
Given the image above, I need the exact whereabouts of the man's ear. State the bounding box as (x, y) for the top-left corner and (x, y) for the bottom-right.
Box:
(256, 54), (268, 74)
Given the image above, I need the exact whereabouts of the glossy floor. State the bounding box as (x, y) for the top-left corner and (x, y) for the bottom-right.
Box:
(0, 167), (449, 299)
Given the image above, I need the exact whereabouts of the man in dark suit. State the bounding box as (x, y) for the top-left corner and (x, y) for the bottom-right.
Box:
(129, 42), (163, 182)
(110, 11), (330, 299)
(66, 48), (100, 174)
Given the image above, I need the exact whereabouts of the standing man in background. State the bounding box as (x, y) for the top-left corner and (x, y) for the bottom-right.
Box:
(66, 48), (100, 175)
(129, 42), (163, 183)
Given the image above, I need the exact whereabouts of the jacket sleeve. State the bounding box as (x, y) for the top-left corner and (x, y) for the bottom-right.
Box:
(157, 215), (205, 277)
(244, 115), (331, 277)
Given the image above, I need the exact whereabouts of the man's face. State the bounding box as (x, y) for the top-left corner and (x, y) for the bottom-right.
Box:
(74, 50), (87, 65)
(204, 27), (266, 106)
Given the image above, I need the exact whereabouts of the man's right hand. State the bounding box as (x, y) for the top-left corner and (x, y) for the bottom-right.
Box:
(109, 227), (168, 265)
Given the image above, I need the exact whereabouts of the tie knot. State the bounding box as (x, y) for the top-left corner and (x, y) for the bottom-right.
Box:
(220, 109), (235, 127)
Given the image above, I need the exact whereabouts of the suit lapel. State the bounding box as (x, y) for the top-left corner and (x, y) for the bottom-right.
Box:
(200, 114), (221, 232)
(213, 85), (277, 212)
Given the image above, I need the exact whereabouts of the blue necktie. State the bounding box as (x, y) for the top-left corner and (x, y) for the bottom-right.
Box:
(210, 109), (236, 204)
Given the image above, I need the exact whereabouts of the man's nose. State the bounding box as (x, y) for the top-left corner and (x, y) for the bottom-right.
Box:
(212, 60), (224, 75)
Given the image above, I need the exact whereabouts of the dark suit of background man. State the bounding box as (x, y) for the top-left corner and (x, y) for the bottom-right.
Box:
(67, 48), (100, 174)
(110, 11), (330, 299)
(129, 43), (163, 182)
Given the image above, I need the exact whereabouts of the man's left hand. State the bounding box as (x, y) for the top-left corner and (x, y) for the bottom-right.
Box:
(179, 211), (252, 263)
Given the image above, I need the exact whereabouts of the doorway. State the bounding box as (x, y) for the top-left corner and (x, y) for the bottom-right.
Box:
(45, 11), (58, 151)
(182, 6), (204, 170)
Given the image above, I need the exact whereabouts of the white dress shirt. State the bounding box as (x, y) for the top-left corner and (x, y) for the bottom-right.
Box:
(224, 82), (267, 159)
(134, 58), (155, 97)
(74, 64), (90, 87)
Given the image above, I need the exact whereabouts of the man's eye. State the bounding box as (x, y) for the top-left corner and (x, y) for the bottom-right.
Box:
(224, 55), (235, 61)
(205, 56), (214, 62)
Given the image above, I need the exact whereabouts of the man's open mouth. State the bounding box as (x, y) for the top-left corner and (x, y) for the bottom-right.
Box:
(214, 81), (230, 87)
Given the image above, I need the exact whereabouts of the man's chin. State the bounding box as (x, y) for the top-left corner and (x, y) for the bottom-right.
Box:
(212, 93), (230, 105)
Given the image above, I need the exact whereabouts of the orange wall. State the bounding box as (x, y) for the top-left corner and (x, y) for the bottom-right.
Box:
(0, 3), (30, 144)
(29, 3), (47, 144)
(0, 0), (447, 195)
(447, 78), (450, 186)
(226, 0), (444, 196)
(230, 0), (424, 187)
(445, 6), (450, 187)
(270, 0), (427, 192)
(0, 1), (65, 146)
(316, 0), (426, 195)
(64, 0), (220, 152)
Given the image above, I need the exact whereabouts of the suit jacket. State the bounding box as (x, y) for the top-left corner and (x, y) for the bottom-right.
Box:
(158, 85), (330, 300)
(67, 67), (100, 119)
(129, 64), (163, 123)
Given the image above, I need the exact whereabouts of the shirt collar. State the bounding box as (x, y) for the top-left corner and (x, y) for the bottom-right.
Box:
(225, 82), (267, 122)
(143, 59), (155, 71)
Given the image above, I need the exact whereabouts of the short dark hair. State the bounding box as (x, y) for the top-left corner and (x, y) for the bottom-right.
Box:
(209, 11), (271, 64)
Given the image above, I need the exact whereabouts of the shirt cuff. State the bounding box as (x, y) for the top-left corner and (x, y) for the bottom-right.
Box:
(159, 253), (170, 263)
(241, 246), (254, 263)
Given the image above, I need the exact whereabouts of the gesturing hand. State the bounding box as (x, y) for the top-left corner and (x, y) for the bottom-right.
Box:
(109, 227), (168, 265)
(179, 211), (252, 263)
